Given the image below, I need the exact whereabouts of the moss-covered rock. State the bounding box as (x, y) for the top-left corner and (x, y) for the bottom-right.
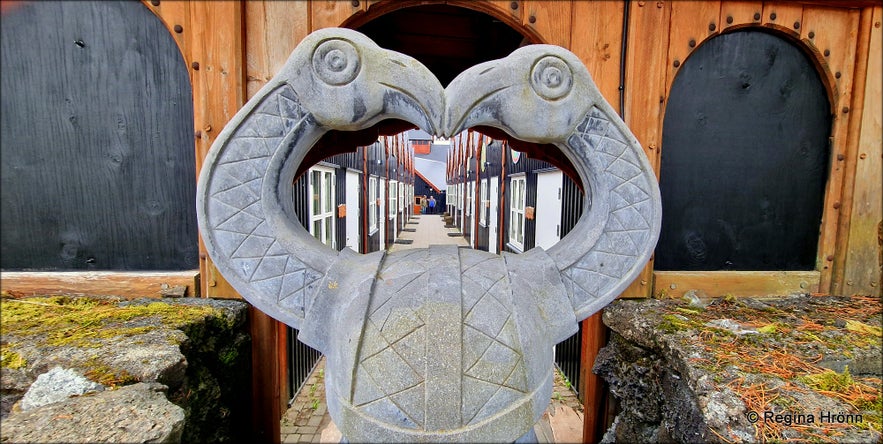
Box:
(0, 295), (250, 442)
(596, 295), (882, 443)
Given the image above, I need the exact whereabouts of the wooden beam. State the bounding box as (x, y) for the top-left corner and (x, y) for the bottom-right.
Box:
(522, 0), (571, 48)
(653, 271), (821, 298)
(570, 0), (625, 109)
(843, 5), (882, 296)
(311, 0), (365, 31)
(0, 271), (199, 298)
(580, 313), (608, 444)
(621, 0), (671, 298)
(249, 306), (282, 444)
(667, 0), (722, 94)
(803, 7), (862, 293)
(141, 0), (191, 65)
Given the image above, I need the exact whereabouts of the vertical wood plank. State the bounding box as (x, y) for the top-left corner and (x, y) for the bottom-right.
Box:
(311, 0), (364, 31)
(486, 0), (523, 24)
(829, 7), (871, 293)
(802, 6), (860, 99)
(522, 0), (571, 48)
(621, 0), (671, 298)
(265, 2), (310, 76)
(142, 0), (192, 64)
(624, 0), (670, 174)
(581, 313), (607, 444)
(189, 1), (246, 300)
(277, 320), (291, 418)
(189, 1), (245, 178)
(843, 6), (882, 296)
(570, 1), (625, 109)
(244, 1), (309, 99)
(720, 1), (763, 31)
(666, 1), (721, 93)
(250, 306), (282, 444)
(761, 1), (804, 38)
(244, 1), (269, 99)
(190, 5), (282, 442)
(801, 7), (861, 293)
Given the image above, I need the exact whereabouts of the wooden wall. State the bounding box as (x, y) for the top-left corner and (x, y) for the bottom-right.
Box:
(139, 0), (880, 299)
(3, 0), (872, 442)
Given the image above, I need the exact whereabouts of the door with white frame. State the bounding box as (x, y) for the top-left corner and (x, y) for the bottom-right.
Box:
(535, 170), (563, 250)
(309, 165), (336, 249)
(345, 169), (360, 252)
(489, 176), (499, 254)
(379, 178), (386, 247)
(388, 180), (398, 242)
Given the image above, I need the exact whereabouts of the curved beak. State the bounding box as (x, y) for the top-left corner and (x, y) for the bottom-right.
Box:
(376, 50), (445, 136)
(443, 60), (515, 137)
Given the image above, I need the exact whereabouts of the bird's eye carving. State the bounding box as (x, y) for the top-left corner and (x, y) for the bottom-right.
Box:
(312, 38), (361, 86)
(530, 55), (573, 101)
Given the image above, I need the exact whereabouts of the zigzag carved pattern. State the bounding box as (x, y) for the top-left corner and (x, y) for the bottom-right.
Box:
(205, 85), (321, 321)
(563, 107), (654, 311)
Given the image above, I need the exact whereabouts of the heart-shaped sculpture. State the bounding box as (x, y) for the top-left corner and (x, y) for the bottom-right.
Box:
(197, 27), (660, 443)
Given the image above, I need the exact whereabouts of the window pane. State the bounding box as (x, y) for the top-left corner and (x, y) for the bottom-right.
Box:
(312, 171), (321, 215)
(324, 172), (332, 213)
(324, 217), (333, 246)
(313, 220), (321, 240)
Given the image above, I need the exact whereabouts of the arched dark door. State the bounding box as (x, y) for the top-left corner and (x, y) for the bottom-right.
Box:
(1, 1), (197, 270)
(656, 30), (831, 271)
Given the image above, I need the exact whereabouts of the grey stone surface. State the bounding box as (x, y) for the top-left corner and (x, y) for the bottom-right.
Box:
(197, 28), (661, 442)
(1, 382), (185, 444)
(595, 297), (882, 444)
(1, 296), (251, 442)
(19, 366), (104, 411)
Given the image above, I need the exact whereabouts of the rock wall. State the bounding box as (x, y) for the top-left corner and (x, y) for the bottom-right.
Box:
(0, 296), (251, 443)
(594, 296), (882, 443)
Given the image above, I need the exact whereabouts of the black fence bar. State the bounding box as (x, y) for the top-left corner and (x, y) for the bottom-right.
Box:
(554, 319), (583, 401)
(287, 328), (323, 403)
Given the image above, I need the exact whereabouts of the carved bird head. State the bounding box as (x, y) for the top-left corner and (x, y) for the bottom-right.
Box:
(444, 44), (606, 142)
(280, 27), (444, 135)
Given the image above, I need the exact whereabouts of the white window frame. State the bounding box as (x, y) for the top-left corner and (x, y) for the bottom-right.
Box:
(368, 176), (378, 234)
(308, 166), (336, 249)
(465, 183), (473, 217)
(508, 175), (526, 252)
(388, 180), (398, 218)
(398, 182), (405, 214)
(479, 178), (488, 226)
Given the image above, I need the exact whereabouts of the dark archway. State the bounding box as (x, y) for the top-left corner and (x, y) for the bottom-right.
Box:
(655, 29), (831, 271)
(0, 1), (197, 270)
(354, 4), (529, 87)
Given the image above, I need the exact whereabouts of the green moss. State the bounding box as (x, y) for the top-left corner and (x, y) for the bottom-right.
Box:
(0, 296), (218, 348)
(659, 314), (694, 333)
(856, 393), (882, 432)
(757, 323), (778, 334)
(83, 362), (138, 387)
(218, 346), (239, 367)
(800, 367), (855, 393)
(0, 346), (26, 369)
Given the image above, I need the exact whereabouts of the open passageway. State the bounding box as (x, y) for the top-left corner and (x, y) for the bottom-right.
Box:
(280, 213), (584, 443)
(388, 213), (470, 252)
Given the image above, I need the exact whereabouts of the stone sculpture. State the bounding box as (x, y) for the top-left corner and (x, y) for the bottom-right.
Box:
(197, 28), (661, 442)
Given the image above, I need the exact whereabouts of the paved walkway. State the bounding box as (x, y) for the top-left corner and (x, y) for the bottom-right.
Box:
(388, 213), (469, 251)
(280, 214), (584, 443)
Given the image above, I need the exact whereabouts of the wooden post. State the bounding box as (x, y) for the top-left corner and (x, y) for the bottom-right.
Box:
(581, 313), (608, 444)
(189, 2), (283, 442)
(250, 307), (282, 444)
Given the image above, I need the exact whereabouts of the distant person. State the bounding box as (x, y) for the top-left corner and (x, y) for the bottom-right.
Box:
(421, 195), (427, 214)
(428, 196), (436, 214)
